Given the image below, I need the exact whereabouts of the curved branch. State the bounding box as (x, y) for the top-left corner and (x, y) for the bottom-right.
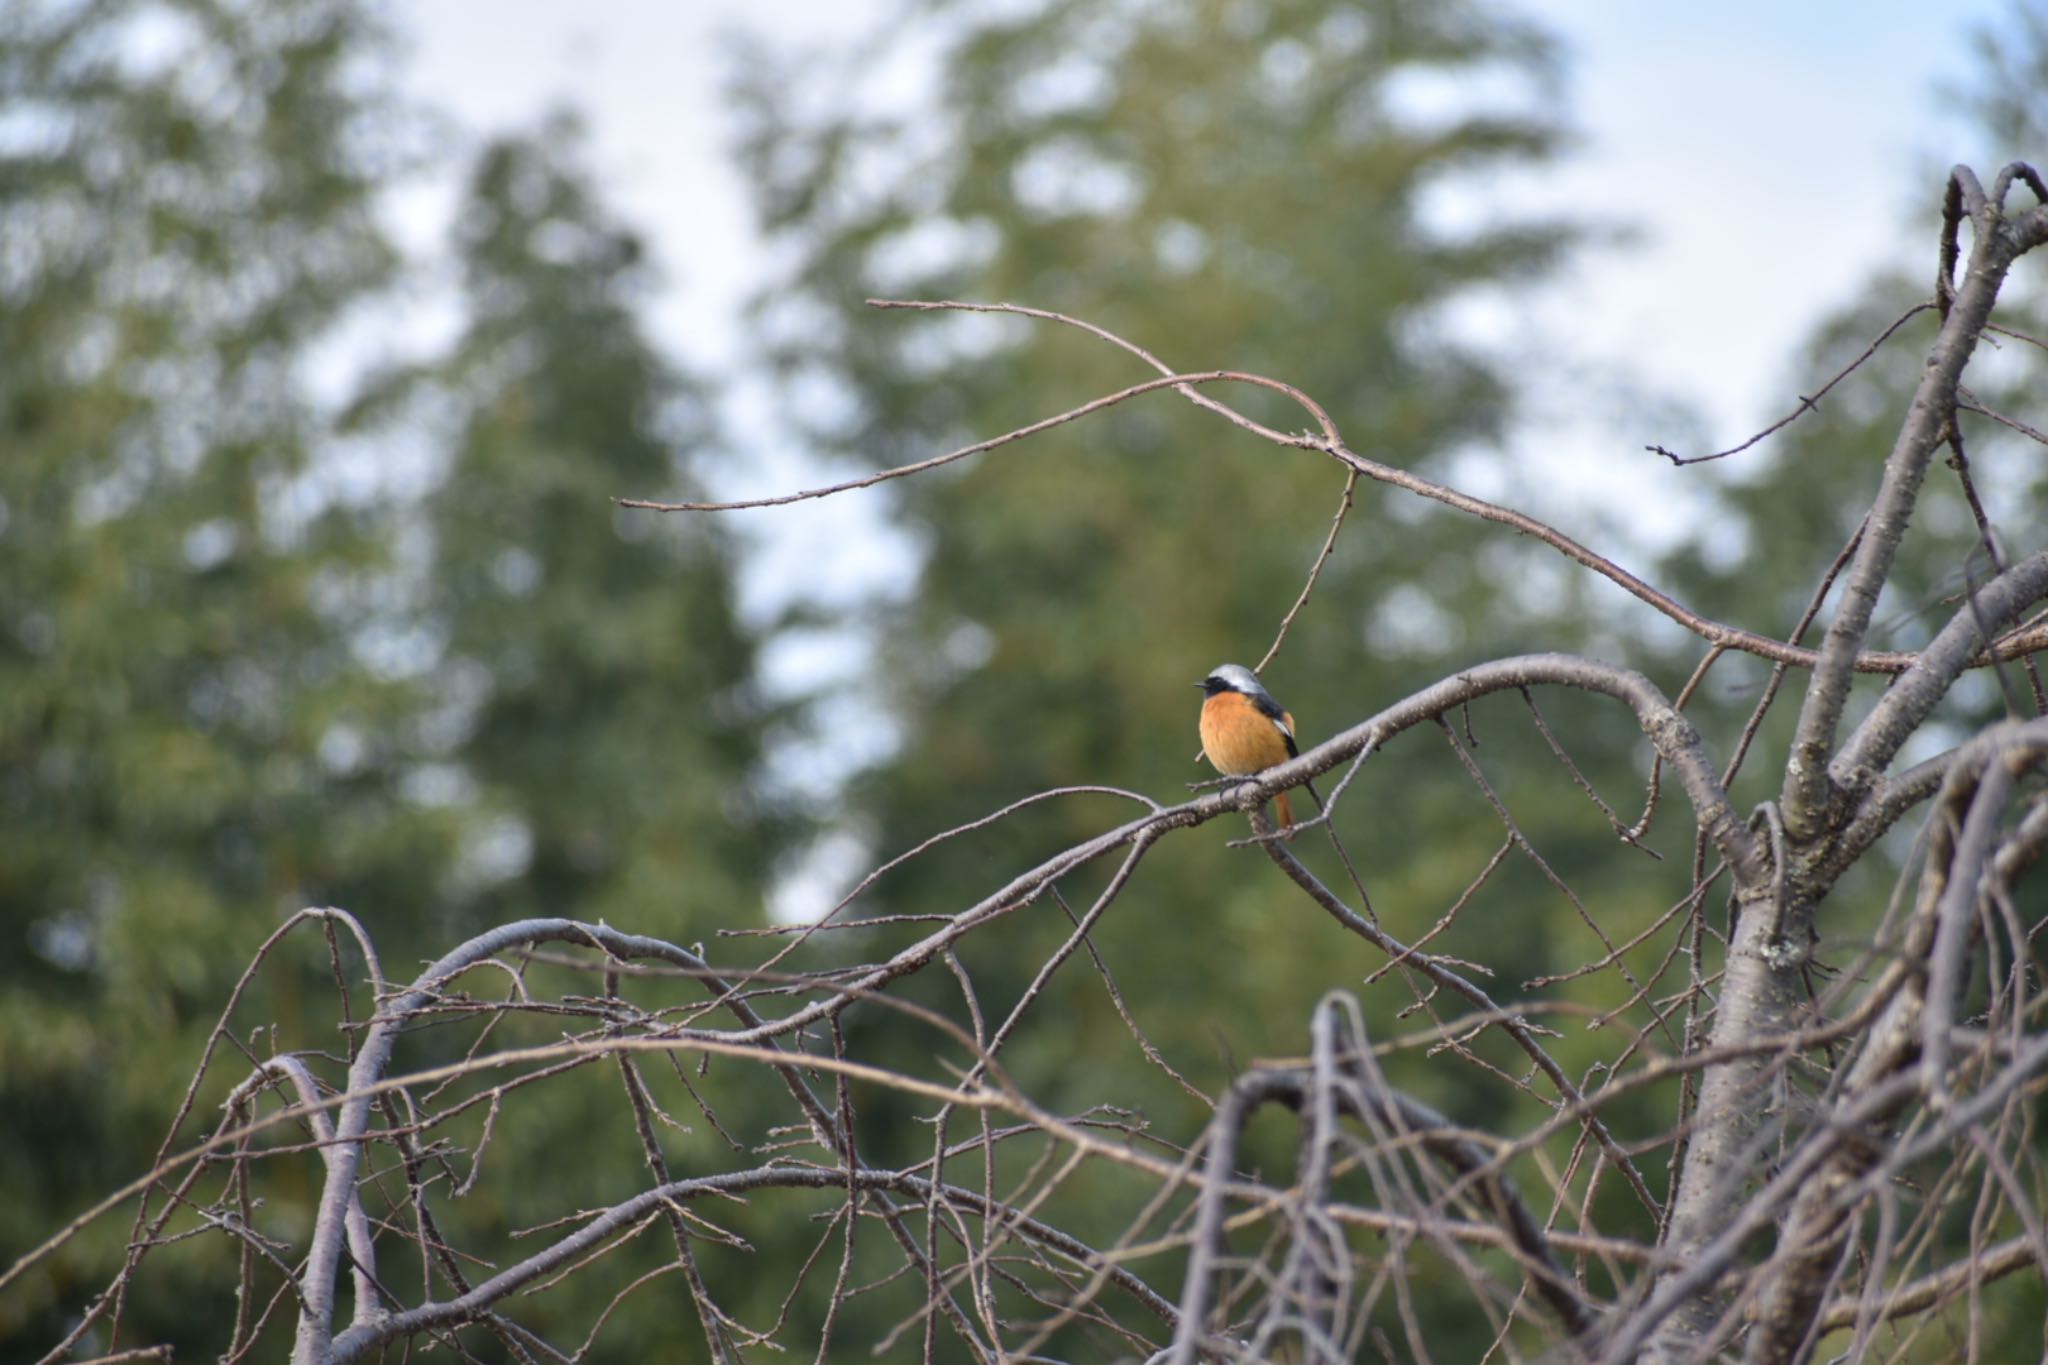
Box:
(302, 913), (1046, 1363)
(328, 1165), (1180, 1364)
(615, 367), (1330, 512)
(226, 1058), (381, 1332)
(1240, 652), (1761, 886)
(292, 918), (862, 1364)
(891, 300), (2048, 675)
(1168, 1000), (1592, 1363)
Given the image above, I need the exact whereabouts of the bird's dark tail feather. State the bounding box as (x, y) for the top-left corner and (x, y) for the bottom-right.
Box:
(1276, 779), (1324, 842)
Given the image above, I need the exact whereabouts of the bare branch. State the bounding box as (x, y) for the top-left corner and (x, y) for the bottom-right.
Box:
(1830, 550), (2048, 793)
(632, 298), (2048, 678)
(1645, 303), (1936, 465)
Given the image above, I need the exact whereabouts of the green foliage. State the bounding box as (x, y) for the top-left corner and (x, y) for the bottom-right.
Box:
(0, 0), (434, 1344)
(1960, 0), (2048, 149)
(410, 115), (788, 942)
(352, 119), (797, 1353)
(0, 11), (783, 1358)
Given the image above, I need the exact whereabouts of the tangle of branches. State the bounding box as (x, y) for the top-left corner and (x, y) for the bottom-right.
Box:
(14, 163), (2048, 1365)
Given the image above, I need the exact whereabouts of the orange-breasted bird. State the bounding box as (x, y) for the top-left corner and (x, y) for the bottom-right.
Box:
(1197, 663), (1322, 838)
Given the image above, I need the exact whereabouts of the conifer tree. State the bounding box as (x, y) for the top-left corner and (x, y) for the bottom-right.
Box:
(0, 0), (435, 1343)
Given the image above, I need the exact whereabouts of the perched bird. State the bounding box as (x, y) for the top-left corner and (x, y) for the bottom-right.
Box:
(1196, 663), (1322, 837)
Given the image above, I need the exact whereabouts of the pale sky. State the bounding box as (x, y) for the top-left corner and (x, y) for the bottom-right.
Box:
(392, 0), (2017, 396)
(394, 0), (2010, 538)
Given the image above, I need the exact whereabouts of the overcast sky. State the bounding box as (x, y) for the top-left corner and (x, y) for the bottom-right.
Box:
(396, 1), (2008, 411)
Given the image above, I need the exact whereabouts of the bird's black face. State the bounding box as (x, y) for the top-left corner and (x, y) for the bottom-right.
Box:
(1198, 676), (1231, 697)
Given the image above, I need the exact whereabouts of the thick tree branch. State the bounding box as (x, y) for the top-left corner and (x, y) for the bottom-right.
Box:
(1671, 722), (2048, 1363)
(225, 1059), (381, 1333)
(1830, 550), (2048, 794)
(1782, 167), (2048, 841)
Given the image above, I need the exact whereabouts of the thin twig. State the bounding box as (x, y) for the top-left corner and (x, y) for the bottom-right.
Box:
(1645, 303), (1935, 465)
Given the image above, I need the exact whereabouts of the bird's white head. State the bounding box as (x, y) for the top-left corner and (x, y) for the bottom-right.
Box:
(1199, 663), (1268, 699)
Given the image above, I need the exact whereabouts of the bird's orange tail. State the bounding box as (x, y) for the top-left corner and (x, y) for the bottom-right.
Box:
(1276, 790), (1295, 840)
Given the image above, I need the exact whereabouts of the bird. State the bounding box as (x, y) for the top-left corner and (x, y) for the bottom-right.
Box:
(1196, 663), (1322, 838)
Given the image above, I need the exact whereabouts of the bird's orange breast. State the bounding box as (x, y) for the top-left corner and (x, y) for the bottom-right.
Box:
(1199, 691), (1295, 776)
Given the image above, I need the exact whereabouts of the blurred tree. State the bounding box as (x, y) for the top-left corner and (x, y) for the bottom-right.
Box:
(1960, 0), (2048, 149)
(409, 117), (783, 943)
(348, 119), (798, 1354)
(0, 9), (788, 1359)
(729, 0), (1659, 1351)
(0, 0), (448, 1347)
